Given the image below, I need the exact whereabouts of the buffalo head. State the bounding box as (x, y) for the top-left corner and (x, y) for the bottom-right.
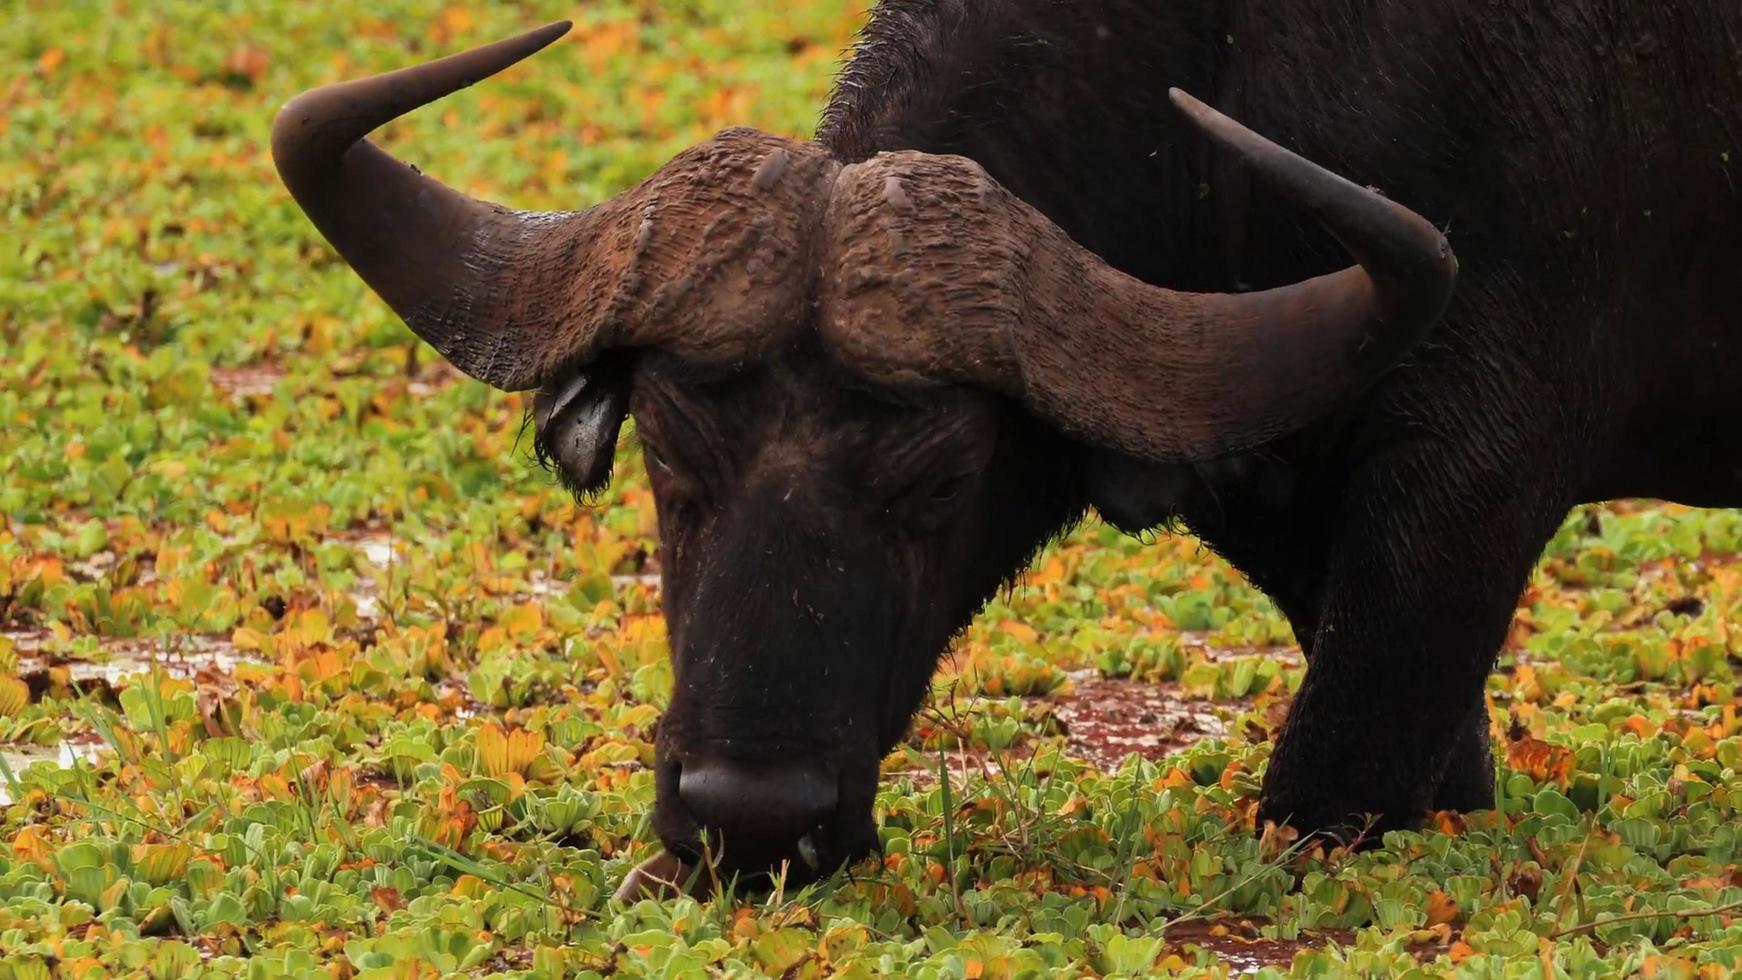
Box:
(273, 23), (1455, 886)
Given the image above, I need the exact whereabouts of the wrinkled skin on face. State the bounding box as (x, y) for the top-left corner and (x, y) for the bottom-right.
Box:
(592, 343), (1083, 883)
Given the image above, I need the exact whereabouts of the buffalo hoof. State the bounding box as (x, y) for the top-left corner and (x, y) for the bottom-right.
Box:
(1256, 788), (1423, 851)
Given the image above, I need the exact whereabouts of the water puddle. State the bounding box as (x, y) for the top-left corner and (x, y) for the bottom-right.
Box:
(610, 573), (662, 590)
(1165, 920), (1328, 974)
(7, 629), (257, 689)
(333, 530), (407, 621)
(210, 363), (285, 401)
(0, 738), (106, 805)
(355, 536), (401, 569)
(1163, 918), (1451, 973)
(336, 530), (663, 622)
(0, 630), (258, 806)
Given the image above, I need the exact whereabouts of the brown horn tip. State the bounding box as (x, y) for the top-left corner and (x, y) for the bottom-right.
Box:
(1168, 87), (1457, 336)
(272, 22), (571, 193)
(273, 22), (839, 393)
(269, 22), (577, 391)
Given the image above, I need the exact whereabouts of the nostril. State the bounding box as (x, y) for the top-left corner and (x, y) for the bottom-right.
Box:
(677, 760), (839, 851)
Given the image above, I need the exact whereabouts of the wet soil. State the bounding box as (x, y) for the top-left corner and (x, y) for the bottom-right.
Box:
(887, 668), (1264, 789)
(1178, 633), (1303, 668)
(1050, 670), (1234, 771)
(1164, 918), (1451, 973)
(884, 745), (1007, 792)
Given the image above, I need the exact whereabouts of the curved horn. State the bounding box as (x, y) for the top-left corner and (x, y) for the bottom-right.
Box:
(272, 23), (575, 390)
(274, 24), (836, 391)
(820, 91), (1457, 462)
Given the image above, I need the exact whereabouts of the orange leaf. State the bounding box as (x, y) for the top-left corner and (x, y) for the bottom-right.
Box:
(1505, 735), (1575, 788)
(229, 626), (266, 654)
(288, 608), (331, 647)
(371, 886), (405, 913)
(0, 675), (28, 717)
(222, 45), (269, 84)
(437, 5), (473, 40)
(11, 826), (53, 870)
(507, 728), (546, 773)
(1425, 889), (1459, 927)
(1155, 767), (1194, 790)
(1622, 714), (1658, 738)
(477, 723), (510, 778)
(499, 602), (544, 640)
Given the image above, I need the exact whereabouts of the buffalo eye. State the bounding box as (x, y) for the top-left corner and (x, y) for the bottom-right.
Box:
(640, 437), (705, 538)
(929, 474), (969, 504)
(890, 469), (979, 531)
(638, 436), (693, 504)
(642, 440), (673, 477)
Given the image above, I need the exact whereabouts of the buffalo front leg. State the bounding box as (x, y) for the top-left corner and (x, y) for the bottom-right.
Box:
(1255, 446), (1564, 838)
(1262, 571), (1497, 816)
(1431, 701), (1499, 813)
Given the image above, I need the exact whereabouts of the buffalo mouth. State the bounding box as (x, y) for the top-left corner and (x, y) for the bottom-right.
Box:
(662, 824), (881, 892)
(644, 750), (883, 893)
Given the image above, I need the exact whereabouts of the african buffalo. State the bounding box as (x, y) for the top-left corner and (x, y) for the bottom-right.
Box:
(273, 1), (1742, 884)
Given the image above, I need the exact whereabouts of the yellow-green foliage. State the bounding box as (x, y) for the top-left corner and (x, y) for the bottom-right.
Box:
(4, 2), (1742, 976)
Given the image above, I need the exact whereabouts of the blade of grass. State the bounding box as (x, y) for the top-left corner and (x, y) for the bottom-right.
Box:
(406, 833), (584, 918)
(1548, 898), (1742, 941)
(937, 739), (966, 926)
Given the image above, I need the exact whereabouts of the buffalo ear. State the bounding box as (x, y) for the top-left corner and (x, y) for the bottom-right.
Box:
(533, 360), (631, 498)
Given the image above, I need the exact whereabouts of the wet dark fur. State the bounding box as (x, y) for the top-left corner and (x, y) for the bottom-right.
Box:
(627, 342), (1083, 873)
(812, 0), (1742, 835)
(573, 0), (1742, 870)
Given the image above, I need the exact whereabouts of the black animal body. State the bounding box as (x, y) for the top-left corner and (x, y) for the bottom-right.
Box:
(274, 1), (1742, 883)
